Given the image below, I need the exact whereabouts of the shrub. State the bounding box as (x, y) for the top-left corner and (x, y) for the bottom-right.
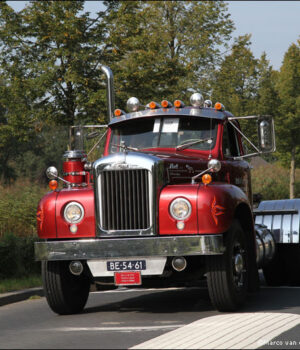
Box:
(251, 163), (300, 200)
(0, 181), (47, 237)
(0, 232), (40, 279)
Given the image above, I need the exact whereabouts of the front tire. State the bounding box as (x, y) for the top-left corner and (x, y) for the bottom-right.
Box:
(206, 220), (249, 312)
(42, 261), (90, 315)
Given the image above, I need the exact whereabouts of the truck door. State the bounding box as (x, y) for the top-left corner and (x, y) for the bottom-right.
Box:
(222, 121), (252, 202)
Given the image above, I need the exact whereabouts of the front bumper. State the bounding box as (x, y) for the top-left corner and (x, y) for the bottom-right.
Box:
(34, 235), (225, 261)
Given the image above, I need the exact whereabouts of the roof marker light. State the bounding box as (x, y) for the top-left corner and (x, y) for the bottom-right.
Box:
(215, 102), (225, 111)
(190, 93), (204, 107)
(147, 101), (160, 109)
(114, 109), (125, 117)
(174, 100), (185, 108)
(161, 100), (173, 108)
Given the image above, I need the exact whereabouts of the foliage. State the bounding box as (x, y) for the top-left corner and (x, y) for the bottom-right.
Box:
(251, 163), (300, 200)
(0, 275), (41, 294)
(0, 181), (47, 236)
(0, 232), (40, 279)
(275, 40), (300, 198)
(103, 1), (234, 107)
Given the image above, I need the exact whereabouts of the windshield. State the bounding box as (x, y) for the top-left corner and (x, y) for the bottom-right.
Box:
(109, 116), (218, 153)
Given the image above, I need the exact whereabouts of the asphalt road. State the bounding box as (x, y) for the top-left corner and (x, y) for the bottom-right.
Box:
(1, 282), (300, 349)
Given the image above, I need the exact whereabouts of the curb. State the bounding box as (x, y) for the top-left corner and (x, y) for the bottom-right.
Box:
(0, 287), (44, 307)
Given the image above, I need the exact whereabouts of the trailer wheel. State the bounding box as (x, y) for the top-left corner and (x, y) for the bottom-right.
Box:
(206, 220), (249, 312)
(42, 261), (90, 315)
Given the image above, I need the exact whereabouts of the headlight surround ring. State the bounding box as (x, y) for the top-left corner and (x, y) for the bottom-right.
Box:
(169, 198), (192, 221)
(64, 202), (85, 224)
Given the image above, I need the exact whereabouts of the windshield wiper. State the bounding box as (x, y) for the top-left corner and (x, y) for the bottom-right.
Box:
(111, 142), (139, 152)
(176, 138), (213, 151)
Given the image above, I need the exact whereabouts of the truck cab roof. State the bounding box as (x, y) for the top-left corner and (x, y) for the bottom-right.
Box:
(109, 106), (234, 126)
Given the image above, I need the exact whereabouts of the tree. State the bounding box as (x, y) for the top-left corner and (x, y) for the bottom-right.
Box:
(211, 35), (259, 116)
(0, 1), (107, 181)
(103, 1), (234, 108)
(276, 40), (300, 199)
(0, 1), (107, 127)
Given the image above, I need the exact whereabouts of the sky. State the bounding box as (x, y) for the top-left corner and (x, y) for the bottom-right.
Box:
(6, 1), (300, 70)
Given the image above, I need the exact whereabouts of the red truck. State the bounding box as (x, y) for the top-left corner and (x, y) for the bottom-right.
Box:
(35, 66), (300, 315)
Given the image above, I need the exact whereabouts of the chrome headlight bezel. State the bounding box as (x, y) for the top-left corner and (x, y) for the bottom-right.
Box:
(169, 198), (192, 221)
(64, 202), (85, 224)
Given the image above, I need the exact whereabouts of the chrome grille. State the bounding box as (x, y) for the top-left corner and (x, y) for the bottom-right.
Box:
(100, 169), (150, 230)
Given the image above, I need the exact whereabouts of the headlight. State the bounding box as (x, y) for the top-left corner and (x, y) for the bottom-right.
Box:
(64, 202), (84, 224)
(169, 198), (192, 220)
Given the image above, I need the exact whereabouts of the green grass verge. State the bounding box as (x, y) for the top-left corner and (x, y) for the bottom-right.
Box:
(0, 275), (42, 294)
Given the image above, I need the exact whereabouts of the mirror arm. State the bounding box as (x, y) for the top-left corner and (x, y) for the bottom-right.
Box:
(233, 152), (262, 160)
(228, 120), (260, 154)
(48, 171), (72, 188)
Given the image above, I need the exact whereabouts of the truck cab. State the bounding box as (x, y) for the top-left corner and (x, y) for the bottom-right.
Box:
(35, 66), (278, 315)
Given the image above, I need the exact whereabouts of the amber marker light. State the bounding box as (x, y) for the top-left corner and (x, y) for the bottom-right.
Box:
(161, 100), (172, 108)
(202, 174), (212, 185)
(214, 102), (224, 111)
(149, 101), (157, 109)
(49, 180), (58, 190)
(114, 109), (122, 117)
(174, 100), (182, 108)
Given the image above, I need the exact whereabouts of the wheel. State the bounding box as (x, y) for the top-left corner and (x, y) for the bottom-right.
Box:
(42, 261), (90, 315)
(206, 220), (250, 312)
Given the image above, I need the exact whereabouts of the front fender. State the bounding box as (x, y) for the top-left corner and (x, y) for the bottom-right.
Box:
(159, 182), (251, 235)
(197, 183), (250, 234)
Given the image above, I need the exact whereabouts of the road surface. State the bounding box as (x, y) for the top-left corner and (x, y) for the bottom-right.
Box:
(1, 281), (300, 349)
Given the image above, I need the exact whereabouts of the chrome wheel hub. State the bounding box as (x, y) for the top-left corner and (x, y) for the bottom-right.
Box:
(234, 253), (244, 274)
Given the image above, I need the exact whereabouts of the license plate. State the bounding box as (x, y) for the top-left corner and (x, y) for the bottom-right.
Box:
(107, 260), (146, 272)
(114, 271), (142, 286)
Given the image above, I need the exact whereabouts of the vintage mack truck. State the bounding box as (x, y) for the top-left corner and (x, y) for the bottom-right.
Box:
(35, 66), (300, 315)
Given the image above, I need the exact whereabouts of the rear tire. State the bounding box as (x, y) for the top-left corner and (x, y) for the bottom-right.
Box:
(42, 261), (90, 315)
(206, 220), (249, 312)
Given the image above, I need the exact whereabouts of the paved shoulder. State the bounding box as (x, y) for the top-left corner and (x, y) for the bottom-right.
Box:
(131, 313), (300, 349)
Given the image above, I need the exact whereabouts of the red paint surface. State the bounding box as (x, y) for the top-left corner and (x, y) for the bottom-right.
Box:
(159, 184), (198, 235)
(63, 160), (86, 184)
(55, 186), (96, 238)
(159, 182), (250, 235)
(37, 191), (58, 239)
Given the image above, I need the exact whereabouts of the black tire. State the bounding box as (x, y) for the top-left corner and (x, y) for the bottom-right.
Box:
(42, 261), (90, 315)
(206, 220), (250, 312)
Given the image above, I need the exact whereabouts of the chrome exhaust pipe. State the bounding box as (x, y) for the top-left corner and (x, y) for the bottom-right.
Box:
(100, 65), (115, 122)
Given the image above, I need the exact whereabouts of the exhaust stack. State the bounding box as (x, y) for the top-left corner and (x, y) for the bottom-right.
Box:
(100, 65), (115, 122)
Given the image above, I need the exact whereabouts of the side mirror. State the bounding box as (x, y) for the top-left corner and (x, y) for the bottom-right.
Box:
(258, 116), (276, 153)
(46, 166), (58, 180)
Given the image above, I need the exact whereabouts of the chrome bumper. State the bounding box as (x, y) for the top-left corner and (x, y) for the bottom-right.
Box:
(34, 235), (225, 261)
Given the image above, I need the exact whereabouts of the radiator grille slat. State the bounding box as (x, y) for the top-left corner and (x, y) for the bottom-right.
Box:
(101, 169), (150, 231)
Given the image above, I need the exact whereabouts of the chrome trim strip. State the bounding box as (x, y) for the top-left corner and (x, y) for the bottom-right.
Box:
(35, 235), (225, 261)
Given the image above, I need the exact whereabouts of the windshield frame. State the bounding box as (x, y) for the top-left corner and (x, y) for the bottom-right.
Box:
(105, 115), (222, 157)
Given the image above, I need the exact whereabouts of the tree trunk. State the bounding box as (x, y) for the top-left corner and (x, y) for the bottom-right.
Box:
(290, 147), (295, 199)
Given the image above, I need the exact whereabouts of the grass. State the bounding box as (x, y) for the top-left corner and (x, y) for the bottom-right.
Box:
(0, 275), (42, 294)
